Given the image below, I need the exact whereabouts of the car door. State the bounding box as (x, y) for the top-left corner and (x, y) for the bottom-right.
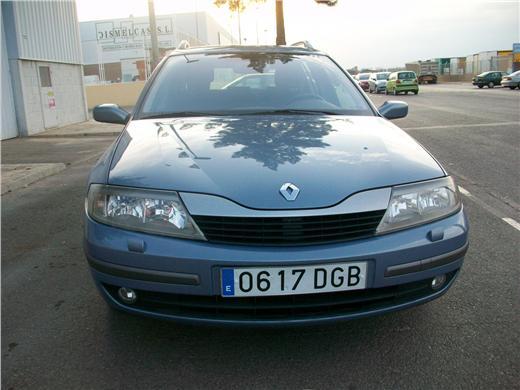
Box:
(387, 73), (395, 91)
(368, 74), (374, 90)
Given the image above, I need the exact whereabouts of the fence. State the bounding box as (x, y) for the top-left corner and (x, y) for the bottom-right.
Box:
(433, 54), (513, 82)
(85, 81), (145, 109)
(464, 55), (513, 75)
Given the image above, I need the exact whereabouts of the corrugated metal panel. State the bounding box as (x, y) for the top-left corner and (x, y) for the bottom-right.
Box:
(1, 11), (19, 139)
(13, 0), (82, 64)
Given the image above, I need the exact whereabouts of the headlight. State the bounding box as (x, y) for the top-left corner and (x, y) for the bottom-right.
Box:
(376, 177), (461, 234)
(86, 184), (205, 240)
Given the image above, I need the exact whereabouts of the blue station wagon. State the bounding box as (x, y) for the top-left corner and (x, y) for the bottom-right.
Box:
(84, 42), (469, 325)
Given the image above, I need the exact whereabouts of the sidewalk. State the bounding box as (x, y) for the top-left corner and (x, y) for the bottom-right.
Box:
(33, 119), (123, 138)
(1, 120), (119, 194)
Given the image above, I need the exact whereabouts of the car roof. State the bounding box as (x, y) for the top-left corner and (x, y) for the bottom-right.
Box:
(167, 45), (327, 57)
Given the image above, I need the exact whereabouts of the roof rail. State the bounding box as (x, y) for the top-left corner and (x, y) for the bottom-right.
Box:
(290, 41), (316, 51)
(176, 40), (190, 50)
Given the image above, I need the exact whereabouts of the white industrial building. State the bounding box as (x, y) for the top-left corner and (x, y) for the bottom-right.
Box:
(1, 1), (88, 139)
(80, 13), (234, 83)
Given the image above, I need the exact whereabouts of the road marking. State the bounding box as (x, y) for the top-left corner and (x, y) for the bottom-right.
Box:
(403, 121), (519, 131)
(502, 218), (520, 232)
(458, 186), (471, 197)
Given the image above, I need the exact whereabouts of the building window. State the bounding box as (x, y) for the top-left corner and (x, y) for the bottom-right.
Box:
(39, 66), (52, 87)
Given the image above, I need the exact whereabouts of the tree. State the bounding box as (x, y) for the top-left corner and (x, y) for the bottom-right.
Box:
(214, 0), (266, 44)
(214, 0), (266, 12)
(276, 0), (338, 45)
(215, 0), (338, 46)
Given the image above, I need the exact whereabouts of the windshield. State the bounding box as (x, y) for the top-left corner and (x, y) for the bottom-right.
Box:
(376, 73), (390, 80)
(138, 53), (373, 118)
(398, 72), (416, 80)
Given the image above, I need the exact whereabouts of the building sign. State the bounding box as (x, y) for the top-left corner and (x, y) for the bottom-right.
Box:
(95, 18), (173, 45)
(47, 91), (56, 109)
(513, 43), (520, 61)
(513, 43), (520, 71)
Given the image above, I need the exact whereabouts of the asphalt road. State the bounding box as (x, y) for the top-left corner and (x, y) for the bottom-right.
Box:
(2, 83), (519, 389)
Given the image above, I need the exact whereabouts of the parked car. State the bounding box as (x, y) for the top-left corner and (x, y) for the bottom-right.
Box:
(86, 44), (468, 325)
(472, 71), (507, 88)
(386, 71), (419, 95)
(356, 72), (370, 91)
(368, 71), (391, 94)
(500, 71), (520, 89)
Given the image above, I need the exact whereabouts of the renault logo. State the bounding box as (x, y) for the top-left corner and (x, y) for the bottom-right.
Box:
(280, 183), (300, 201)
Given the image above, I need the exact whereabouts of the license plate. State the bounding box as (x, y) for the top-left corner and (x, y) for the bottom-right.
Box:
(221, 262), (367, 297)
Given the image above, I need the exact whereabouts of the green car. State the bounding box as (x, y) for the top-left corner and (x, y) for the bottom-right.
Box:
(472, 71), (507, 88)
(386, 71), (419, 95)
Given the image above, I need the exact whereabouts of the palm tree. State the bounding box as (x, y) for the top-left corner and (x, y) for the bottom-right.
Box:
(214, 0), (266, 44)
(215, 0), (338, 46)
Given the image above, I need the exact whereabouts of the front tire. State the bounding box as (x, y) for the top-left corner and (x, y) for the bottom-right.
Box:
(488, 82), (494, 88)
(393, 89), (398, 96)
(509, 86), (516, 90)
(413, 90), (418, 95)
(478, 85), (484, 89)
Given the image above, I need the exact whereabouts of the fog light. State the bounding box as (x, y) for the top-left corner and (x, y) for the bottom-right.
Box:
(431, 275), (447, 290)
(118, 287), (137, 304)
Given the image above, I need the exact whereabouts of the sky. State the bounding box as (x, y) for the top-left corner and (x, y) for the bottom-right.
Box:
(76, 0), (519, 68)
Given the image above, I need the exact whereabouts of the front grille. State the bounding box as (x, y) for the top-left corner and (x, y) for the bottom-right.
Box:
(192, 210), (386, 246)
(103, 273), (456, 322)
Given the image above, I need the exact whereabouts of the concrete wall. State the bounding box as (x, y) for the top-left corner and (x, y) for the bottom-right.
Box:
(14, 60), (88, 135)
(85, 81), (145, 109)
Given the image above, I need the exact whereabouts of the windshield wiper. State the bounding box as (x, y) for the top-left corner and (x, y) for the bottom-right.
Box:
(237, 109), (341, 116)
(139, 111), (223, 119)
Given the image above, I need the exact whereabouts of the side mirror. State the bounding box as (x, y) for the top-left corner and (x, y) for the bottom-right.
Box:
(93, 104), (130, 125)
(378, 100), (408, 120)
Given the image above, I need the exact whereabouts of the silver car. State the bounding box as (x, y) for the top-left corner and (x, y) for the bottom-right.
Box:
(369, 72), (391, 94)
(501, 71), (520, 89)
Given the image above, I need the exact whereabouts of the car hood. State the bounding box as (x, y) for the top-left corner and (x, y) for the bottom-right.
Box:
(108, 115), (444, 209)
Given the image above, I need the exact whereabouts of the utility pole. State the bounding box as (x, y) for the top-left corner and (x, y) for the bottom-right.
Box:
(148, 0), (160, 69)
(237, 7), (242, 44)
(275, 0), (286, 46)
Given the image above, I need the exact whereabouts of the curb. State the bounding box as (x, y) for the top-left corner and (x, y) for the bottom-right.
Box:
(32, 131), (121, 138)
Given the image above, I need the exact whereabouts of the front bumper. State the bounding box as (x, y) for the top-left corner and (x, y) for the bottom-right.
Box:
(84, 208), (469, 325)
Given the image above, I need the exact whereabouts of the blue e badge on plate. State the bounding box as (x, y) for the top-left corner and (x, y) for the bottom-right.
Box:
(221, 269), (235, 296)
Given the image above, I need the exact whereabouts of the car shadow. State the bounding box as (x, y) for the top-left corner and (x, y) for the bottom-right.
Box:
(102, 302), (436, 366)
